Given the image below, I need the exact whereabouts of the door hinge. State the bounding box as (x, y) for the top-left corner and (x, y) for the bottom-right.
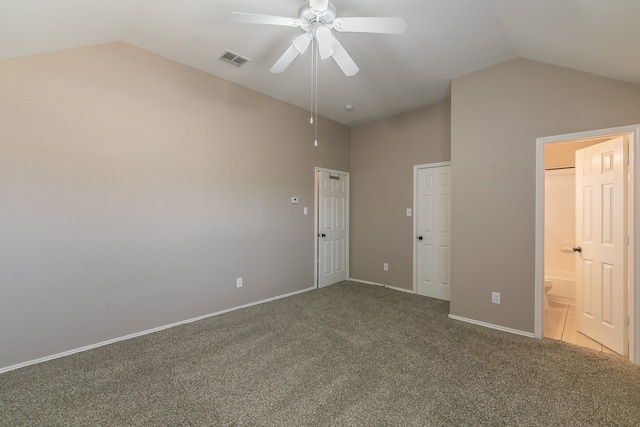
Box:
(625, 235), (630, 245)
(625, 316), (630, 326)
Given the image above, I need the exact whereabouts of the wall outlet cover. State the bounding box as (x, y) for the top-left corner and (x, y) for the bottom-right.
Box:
(492, 292), (500, 304)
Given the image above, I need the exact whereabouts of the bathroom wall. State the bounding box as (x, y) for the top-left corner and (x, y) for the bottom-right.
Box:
(544, 168), (576, 304)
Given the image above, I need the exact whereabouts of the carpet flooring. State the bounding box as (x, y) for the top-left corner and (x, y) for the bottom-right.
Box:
(1, 281), (639, 426)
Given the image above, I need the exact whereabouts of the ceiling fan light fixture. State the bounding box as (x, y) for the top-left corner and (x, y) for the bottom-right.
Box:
(315, 26), (334, 59)
(230, 0), (407, 145)
(230, 1), (405, 76)
(293, 33), (313, 53)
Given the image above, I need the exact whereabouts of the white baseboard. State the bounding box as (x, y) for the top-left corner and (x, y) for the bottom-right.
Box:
(349, 278), (415, 294)
(448, 314), (535, 338)
(349, 280), (534, 339)
(0, 286), (316, 374)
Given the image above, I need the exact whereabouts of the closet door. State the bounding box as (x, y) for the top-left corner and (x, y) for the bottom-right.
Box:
(317, 168), (349, 288)
(415, 164), (451, 300)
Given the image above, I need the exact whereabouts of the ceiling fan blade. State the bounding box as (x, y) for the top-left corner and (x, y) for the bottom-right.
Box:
(310, 0), (329, 14)
(316, 26), (334, 59)
(270, 44), (300, 73)
(333, 17), (407, 34)
(293, 33), (313, 54)
(230, 12), (300, 27)
(331, 37), (359, 77)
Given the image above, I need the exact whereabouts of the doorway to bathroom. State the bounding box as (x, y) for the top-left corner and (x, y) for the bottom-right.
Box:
(535, 124), (640, 366)
(543, 137), (626, 355)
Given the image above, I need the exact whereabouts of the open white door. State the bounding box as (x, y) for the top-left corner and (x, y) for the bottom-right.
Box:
(317, 168), (349, 288)
(575, 136), (628, 355)
(415, 163), (451, 300)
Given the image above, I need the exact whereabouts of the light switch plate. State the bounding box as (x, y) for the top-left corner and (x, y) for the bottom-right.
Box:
(492, 292), (500, 304)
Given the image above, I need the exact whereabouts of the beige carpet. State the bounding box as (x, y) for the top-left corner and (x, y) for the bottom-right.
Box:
(1, 281), (639, 426)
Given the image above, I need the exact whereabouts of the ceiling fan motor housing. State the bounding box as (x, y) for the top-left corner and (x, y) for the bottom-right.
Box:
(299, 2), (336, 32)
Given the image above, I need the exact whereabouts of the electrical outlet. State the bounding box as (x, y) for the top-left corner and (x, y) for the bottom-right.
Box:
(492, 292), (500, 304)
(383, 263), (389, 271)
(237, 277), (243, 288)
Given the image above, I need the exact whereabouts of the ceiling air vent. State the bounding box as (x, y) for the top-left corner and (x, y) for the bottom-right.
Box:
(219, 50), (250, 67)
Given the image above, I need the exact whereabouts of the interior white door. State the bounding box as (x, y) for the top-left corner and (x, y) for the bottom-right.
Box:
(317, 169), (348, 288)
(415, 164), (451, 300)
(575, 136), (628, 355)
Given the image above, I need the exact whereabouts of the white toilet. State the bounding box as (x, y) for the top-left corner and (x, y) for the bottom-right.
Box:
(544, 277), (553, 308)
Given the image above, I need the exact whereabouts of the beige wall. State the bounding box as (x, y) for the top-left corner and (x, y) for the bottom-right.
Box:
(450, 58), (640, 332)
(0, 42), (350, 369)
(7, 44), (640, 369)
(350, 102), (451, 289)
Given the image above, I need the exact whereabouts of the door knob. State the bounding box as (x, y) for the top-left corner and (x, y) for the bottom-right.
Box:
(573, 247), (582, 253)
(318, 233), (326, 238)
(417, 235), (423, 241)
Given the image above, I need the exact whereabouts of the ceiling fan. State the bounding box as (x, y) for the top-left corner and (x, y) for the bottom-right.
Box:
(230, 0), (407, 76)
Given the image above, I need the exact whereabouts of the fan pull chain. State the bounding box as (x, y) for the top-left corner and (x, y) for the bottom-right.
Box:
(310, 38), (315, 126)
(314, 38), (319, 147)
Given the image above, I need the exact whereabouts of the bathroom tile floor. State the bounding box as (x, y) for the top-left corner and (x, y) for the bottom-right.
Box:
(544, 301), (620, 356)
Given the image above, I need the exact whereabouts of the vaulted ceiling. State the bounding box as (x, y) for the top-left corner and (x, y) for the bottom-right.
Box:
(2, 0), (640, 126)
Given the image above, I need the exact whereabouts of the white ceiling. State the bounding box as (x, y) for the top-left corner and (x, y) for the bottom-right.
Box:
(2, 0), (640, 126)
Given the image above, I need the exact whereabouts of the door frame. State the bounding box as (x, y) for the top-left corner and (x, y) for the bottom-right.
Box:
(413, 161), (451, 294)
(314, 167), (350, 288)
(535, 124), (640, 365)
